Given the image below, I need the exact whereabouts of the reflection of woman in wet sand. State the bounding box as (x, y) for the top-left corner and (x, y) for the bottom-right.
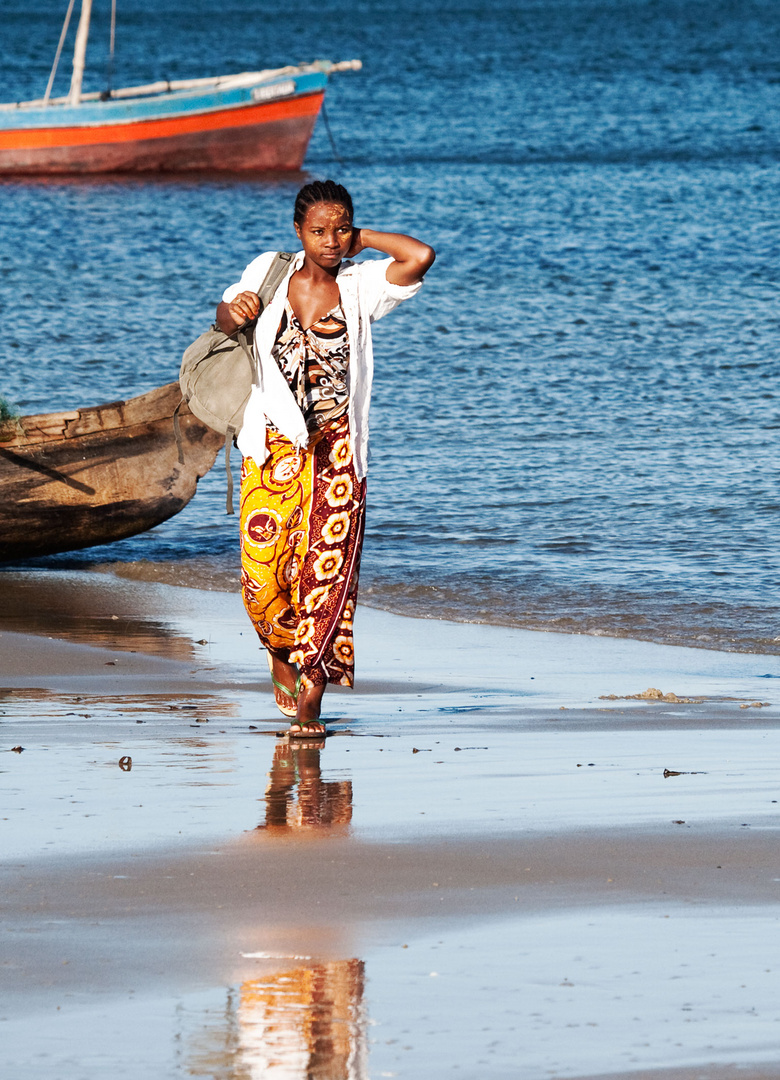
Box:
(237, 958), (367, 1079)
(262, 738), (352, 831)
(186, 744), (364, 1079)
(218, 180), (434, 738)
(187, 957), (367, 1079)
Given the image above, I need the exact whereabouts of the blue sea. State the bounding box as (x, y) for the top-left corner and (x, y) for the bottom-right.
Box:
(2, 0), (780, 653)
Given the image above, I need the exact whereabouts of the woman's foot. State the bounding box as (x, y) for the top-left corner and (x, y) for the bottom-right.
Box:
(287, 682), (327, 738)
(267, 653), (301, 718)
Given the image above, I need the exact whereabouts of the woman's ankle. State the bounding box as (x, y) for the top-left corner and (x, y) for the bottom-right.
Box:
(297, 682), (326, 724)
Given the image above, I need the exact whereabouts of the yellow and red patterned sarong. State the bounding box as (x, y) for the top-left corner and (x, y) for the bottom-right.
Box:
(239, 413), (366, 689)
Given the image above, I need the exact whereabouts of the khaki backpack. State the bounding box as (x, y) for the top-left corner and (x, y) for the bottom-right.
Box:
(176, 251), (293, 513)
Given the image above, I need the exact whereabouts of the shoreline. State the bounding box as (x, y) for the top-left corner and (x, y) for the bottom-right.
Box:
(5, 557), (780, 656)
(2, 567), (780, 699)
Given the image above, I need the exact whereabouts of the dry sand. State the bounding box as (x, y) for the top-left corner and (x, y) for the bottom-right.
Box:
(1, 569), (779, 1079)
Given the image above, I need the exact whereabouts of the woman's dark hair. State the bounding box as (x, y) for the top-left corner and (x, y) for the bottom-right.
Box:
(294, 179), (353, 226)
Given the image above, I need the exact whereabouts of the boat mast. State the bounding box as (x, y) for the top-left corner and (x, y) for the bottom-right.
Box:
(68, 0), (93, 106)
(43, 0), (78, 105)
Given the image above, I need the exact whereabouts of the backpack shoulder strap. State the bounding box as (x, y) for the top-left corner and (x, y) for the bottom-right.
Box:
(257, 251), (294, 312)
(243, 251), (294, 388)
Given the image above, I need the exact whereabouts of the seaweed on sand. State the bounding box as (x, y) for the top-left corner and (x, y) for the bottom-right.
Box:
(0, 395), (21, 439)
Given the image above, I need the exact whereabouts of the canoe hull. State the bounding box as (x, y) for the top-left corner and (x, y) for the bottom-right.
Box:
(0, 382), (224, 561)
(0, 92), (324, 174)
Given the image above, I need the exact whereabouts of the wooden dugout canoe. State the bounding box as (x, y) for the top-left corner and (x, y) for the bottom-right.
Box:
(0, 382), (223, 561)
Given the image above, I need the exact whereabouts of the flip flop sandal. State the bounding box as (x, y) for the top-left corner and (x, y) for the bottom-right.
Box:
(286, 719), (328, 740)
(266, 652), (301, 719)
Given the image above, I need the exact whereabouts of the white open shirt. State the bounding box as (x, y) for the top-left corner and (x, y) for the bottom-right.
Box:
(222, 251), (422, 481)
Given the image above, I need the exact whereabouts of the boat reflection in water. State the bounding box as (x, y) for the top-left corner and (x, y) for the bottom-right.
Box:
(186, 738), (366, 1079)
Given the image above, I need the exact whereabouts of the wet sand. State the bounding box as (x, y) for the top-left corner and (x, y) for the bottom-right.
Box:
(1, 570), (779, 1079)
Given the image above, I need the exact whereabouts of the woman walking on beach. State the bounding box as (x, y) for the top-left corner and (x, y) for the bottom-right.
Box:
(217, 180), (434, 737)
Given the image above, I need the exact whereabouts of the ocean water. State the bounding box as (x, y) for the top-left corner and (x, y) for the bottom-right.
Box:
(2, 0), (780, 652)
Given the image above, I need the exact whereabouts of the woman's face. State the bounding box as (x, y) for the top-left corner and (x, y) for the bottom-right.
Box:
(295, 201), (353, 269)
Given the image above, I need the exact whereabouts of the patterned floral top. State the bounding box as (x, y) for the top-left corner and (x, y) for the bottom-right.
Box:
(272, 299), (350, 433)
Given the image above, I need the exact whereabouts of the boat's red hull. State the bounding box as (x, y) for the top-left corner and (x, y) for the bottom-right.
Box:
(0, 92), (324, 174)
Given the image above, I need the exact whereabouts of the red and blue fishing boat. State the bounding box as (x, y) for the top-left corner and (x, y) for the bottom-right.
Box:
(0, 0), (360, 174)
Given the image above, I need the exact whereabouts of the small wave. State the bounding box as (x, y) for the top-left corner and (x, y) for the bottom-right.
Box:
(90, 558), (241, 593)
(359, 578), (780, 656)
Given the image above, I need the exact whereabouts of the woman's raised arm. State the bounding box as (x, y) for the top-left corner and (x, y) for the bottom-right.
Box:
(348, 229), (435, 286)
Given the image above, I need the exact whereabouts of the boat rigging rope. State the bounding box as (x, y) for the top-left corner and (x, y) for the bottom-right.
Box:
(320, 100), (346, 168)
(103, 0), (117, 98)
(43, 0), (78, 105)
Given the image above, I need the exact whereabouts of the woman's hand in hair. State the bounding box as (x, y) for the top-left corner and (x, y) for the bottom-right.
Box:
(346, 227), (365, 259)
